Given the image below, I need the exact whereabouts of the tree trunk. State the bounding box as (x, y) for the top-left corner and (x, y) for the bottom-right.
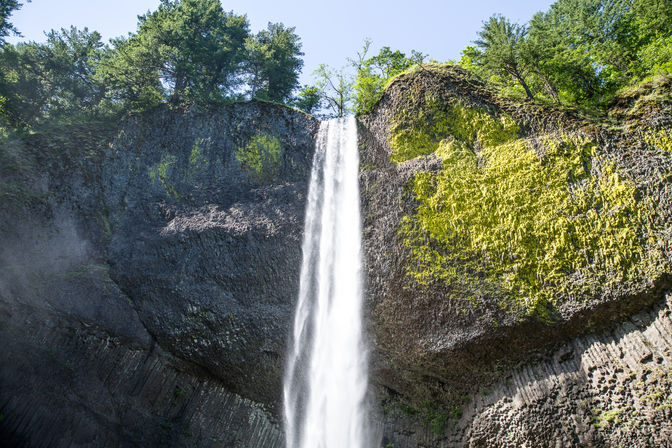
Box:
(536, 70), (559, 103)
(512, 70), (534, 100)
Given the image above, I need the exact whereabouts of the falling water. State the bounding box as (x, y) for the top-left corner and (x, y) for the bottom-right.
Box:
(283, 116), (369, 448)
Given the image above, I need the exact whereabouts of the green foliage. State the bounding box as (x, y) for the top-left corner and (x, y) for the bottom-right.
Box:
(100, 0), (303, 108)
(464, 0), (672, 107)
(98, 0), (250, 108)
(235, 132), (283, 184)
(0, 0), (28, 46)
(352, 40), (425, 114)
(457, 46), (483, 74)
(245, 22), (303, 103)
(400, 129), (667, 316)
(312, 64), (354, 117)
(291, 84), (323, 115)
(0, 27), (109, 127)
(475, 15), (534, 100)
(0, 0), (306, 129)
(633, 35), (672, 78)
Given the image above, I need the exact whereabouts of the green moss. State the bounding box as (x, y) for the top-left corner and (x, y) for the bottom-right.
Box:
(236, 132), (283, 184)
(389, 94), (518, 163)
(187, 137), (209, 179)
(401, 133), (667, 317)
(149, 154), (179, 199)
(591, 407), (622, 427)
(644, 128), (672, 152)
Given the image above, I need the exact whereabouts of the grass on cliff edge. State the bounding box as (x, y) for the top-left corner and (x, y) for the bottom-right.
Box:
(390, 92), (669, 319)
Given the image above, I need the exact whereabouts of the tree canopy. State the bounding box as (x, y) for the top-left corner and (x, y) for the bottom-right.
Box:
(353, 40), (425, 113)
(475, 15), (534, 100)
(464, 0), (672, 106)
(245, 22), (304, 103)
(0, 0), (28, 46)
(0, 0), (305, 129)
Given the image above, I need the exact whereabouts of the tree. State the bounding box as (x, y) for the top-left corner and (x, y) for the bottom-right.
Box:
(524, 9), (603, 103)
(98, 0), (250, 108)
(245, 22), (303, 103)
(313, 64), (354, 118)
(633, 0), (672, 38)
(292, 84), (322, 115)
(630, 0), (672, 77)
(475, 15), (535, 100)
(0, 0), (29, 46)
(352, 40), (425, 113)
(0, 27), (107, 127)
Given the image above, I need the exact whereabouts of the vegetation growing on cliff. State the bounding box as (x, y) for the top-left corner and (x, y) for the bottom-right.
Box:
(464, 0), (672, 107)
(401, 132), (667, 316)
(389, 94), (518, 163)
(235, 132), (283, 184)
(389, 80), (670, 317)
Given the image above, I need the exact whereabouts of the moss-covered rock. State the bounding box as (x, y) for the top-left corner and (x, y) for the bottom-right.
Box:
(358, 63), (672, 447)
(236, 132), (283, 184)
(401, 132), (668, 318)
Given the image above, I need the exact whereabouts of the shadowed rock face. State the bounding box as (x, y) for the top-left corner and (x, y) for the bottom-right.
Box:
(103, 103), (319, 408)
(358, 65), (672, 446)
(0, 101), (318, 447)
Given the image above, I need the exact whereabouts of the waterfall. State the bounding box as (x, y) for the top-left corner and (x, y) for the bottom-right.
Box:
(283, 116), (370, 448)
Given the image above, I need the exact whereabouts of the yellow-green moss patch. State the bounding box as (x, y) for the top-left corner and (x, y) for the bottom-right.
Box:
(644, 128), (672, 152)
(236, 132), (283, 184)
(389, 94), (518, 163)
(401, 133), (667, 317)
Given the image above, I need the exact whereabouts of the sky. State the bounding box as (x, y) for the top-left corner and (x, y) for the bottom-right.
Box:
(7, 0), (556, 86)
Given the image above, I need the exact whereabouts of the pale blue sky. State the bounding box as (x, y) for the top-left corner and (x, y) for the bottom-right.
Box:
(7, 0), (556, 85)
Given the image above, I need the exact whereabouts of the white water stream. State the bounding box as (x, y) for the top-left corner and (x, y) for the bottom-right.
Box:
(283, 116), (370, 448)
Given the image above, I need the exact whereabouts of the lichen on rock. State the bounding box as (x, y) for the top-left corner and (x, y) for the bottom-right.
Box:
(236, 132), (283, 184)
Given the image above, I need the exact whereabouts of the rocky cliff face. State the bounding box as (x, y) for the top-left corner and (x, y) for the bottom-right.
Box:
(0, 101), (318, 447)
(2, 66), (671, 448)
(358, 65), (672, 446)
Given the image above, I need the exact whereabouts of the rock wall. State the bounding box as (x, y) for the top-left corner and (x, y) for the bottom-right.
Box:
(358, 65), (672, 447)
(2, 66), (672, 448)
(0, 101), (318, 447)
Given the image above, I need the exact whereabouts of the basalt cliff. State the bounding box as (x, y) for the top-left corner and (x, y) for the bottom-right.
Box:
(1, 66), (672, 447)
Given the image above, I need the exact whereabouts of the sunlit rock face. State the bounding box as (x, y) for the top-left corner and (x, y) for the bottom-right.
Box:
(358, 65), (672, 447)
(0, 101), (318, 447)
